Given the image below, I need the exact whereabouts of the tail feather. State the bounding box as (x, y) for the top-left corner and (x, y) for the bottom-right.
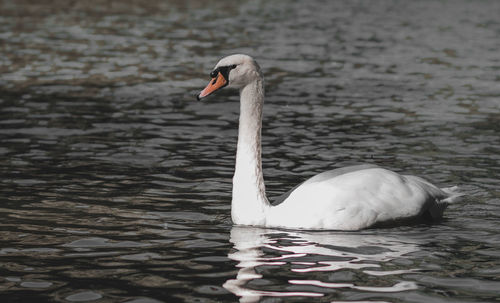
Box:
(441, 186), (463, 203)
(427, 186), (462, 221)
(405, 175), (464, 221)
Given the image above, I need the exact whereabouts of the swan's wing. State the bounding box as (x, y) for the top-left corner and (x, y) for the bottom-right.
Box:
(268, 166), (460, 230)
(271, 164), (379, 206)
(271, 182), (303, 206)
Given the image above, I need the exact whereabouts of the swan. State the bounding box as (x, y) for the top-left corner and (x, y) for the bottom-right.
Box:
(196, 54), (461, 230)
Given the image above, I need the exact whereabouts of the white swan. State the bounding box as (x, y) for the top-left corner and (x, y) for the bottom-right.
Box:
(197, 54), (460, 230)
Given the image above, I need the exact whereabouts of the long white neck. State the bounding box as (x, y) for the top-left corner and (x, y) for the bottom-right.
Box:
(231, 78), (270, 226)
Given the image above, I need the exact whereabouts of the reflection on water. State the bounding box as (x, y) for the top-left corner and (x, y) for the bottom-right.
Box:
(1, 0), (500, 302)
(225, 227), (419, 302)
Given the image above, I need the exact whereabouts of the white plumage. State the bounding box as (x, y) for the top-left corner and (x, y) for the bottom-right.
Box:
(197, 54), (461, 230)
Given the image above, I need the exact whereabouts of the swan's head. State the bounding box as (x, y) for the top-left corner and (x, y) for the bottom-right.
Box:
(197, 54), (262, 100)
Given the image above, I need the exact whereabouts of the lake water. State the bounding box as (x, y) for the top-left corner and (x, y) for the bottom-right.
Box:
(1, 0), (499, 302)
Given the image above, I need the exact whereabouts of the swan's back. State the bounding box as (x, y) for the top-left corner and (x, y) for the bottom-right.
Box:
(272, 164), (378, 206)
(267, 166), (460, 230)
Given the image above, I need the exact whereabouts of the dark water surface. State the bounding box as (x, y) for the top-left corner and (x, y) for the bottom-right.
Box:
(1, 0), (499, 302)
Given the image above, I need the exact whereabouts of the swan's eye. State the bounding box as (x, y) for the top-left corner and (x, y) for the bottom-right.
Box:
(210, 70), (218, 78)
(230, 64), (237, 69)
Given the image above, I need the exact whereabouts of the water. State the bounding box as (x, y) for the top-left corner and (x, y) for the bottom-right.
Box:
(1, 0), (499, 302)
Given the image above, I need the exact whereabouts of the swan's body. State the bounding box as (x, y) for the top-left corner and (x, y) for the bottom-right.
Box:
(197, 54), (460, 230)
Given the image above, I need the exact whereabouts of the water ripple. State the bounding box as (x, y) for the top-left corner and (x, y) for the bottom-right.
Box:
(1, 0), (499, 302)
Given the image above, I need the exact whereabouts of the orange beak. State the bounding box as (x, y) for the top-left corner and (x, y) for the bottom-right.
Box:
(197, 72), (228, 100)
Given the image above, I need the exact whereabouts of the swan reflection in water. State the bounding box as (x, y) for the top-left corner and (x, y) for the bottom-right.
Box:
(224, 226), (421, 302)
